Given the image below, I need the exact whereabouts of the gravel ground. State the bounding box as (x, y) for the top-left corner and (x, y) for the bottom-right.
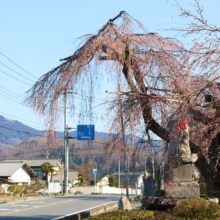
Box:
(131, 201), (142, 210)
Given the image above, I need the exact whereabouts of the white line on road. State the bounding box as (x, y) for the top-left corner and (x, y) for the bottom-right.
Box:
(51, 201), (118, 220)
(10, 205), (29, 207)
(0, 209), (10, 210)
(29, 202), (44, 203)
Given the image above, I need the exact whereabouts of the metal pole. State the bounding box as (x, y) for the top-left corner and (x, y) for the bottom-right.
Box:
(64, 90), (69, 194)
(94, 174), (96, 193)
(46, 148), (49, 159)
(119, 84), (129, 199)
(118, 154), (120, 188)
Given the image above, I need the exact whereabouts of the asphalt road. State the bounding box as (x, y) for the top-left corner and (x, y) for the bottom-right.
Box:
(0, 194), (123, 220)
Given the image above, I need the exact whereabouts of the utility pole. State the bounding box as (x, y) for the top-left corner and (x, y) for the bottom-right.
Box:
(119, 84), (129, 198)
(106, 86), (129, 198)
(64, 90), (69, 194)
(63, 90), (76, 194)
(118, 153), (120, 188)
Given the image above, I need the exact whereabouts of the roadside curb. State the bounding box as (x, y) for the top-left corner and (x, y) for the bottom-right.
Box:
(53, 201), (119, 220)
(0, 196), (45, 204)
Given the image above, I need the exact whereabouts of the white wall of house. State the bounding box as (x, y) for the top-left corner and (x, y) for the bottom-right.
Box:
(9, 167), (31, 184)
(97, 176), (109, 186)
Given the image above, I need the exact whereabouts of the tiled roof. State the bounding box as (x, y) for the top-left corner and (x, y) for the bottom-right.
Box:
(0, 162), (36, 177)
(4, 158), (60, 167)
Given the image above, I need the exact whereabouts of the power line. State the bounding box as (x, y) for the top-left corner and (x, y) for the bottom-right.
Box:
(0, 69), (32, 86)
(0, 125), (45, 137)
(0, 92), (21, 104)
(0, 89), (23, 101)
(0, 52), (38, 79)
(0, 62), (35, 83)
(0, 125), (109, 146)
(0, 111), (45, 128)
(0, 85), (23, 98)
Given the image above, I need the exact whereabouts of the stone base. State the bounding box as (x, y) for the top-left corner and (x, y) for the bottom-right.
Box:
(165, 182), (200, 199)
(141, 196), (219, 210)
(141, 196), (183, 210)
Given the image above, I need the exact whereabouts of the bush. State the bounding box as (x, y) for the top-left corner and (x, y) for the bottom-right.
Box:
(26, 184), (46, 191)
(85, 210), (154, 220)
(8, 185), (26, 193)
(108, 175), (117, 187)
(172, 198), (220, 219)
(199, 183), (207, 195)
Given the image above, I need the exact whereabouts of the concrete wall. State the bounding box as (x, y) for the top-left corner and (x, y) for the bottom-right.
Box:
(74, 186), (141, 195)
(100, 186), (141, 195)
(75, 186), (98, 194)
(9, 167), (31, 184)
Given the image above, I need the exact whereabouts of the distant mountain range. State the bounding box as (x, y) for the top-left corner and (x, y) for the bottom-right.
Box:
(0, 115), (112, 151)
(0, 115), (161, 172)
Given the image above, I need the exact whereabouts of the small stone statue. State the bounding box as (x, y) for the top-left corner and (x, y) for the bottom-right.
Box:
(168, 120), (198, 164)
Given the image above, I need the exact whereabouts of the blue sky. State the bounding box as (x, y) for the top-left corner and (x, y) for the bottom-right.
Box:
(0, 0), (219, 134)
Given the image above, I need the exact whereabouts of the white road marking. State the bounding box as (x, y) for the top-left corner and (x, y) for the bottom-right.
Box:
(10, 205), (29, 207)
(0, 209), (10, 210)
(0, 198), (45, 206)
(29, 202), (44, 203)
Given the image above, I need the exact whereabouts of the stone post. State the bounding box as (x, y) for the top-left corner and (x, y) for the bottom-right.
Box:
(143, 157), (155, 197)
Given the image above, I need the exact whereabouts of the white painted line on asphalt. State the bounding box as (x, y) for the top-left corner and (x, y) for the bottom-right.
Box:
(51, 201), (118, 220)
(10, 205), (29, 207)
(0, 197), (46, 206)
(0, 209), (10, 210)
(29, 202), (44, 203)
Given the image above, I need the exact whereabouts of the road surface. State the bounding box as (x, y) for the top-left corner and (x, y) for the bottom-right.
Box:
(0, 194), (123, 220)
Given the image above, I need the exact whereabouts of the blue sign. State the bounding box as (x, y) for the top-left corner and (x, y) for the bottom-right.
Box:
(93, 168), (97, 175)
(77, 125), (95, 141)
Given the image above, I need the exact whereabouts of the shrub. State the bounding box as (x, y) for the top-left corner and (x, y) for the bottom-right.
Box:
(8, 185), (26, 193)
(199, 183), (207, 195)
(172, 198), (220, 219)
(85, 210), (154, 220)
(108, 175), (117, 187)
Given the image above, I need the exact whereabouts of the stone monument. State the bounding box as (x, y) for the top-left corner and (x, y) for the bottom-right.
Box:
(165, 120), (200, 199)
(141, 120), (201, 209)
(143, 157), (155, 197)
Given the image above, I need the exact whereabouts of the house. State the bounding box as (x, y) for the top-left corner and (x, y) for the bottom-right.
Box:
(4, 158), (62, 183)
(53, 169), (79, 184)
(96, 173), (109, 186)
(0, 162), (36, 185)
(113, 171), (143, 187)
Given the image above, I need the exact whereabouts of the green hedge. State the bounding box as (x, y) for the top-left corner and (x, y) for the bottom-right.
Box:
(172, 198), (220, 219)
(8, 185), (26, 192)
(85, 210), (154, 220)
(8, 184), (46, 193)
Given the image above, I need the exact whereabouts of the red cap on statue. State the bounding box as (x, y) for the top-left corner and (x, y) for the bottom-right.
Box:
(181, 120), (188, 127)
